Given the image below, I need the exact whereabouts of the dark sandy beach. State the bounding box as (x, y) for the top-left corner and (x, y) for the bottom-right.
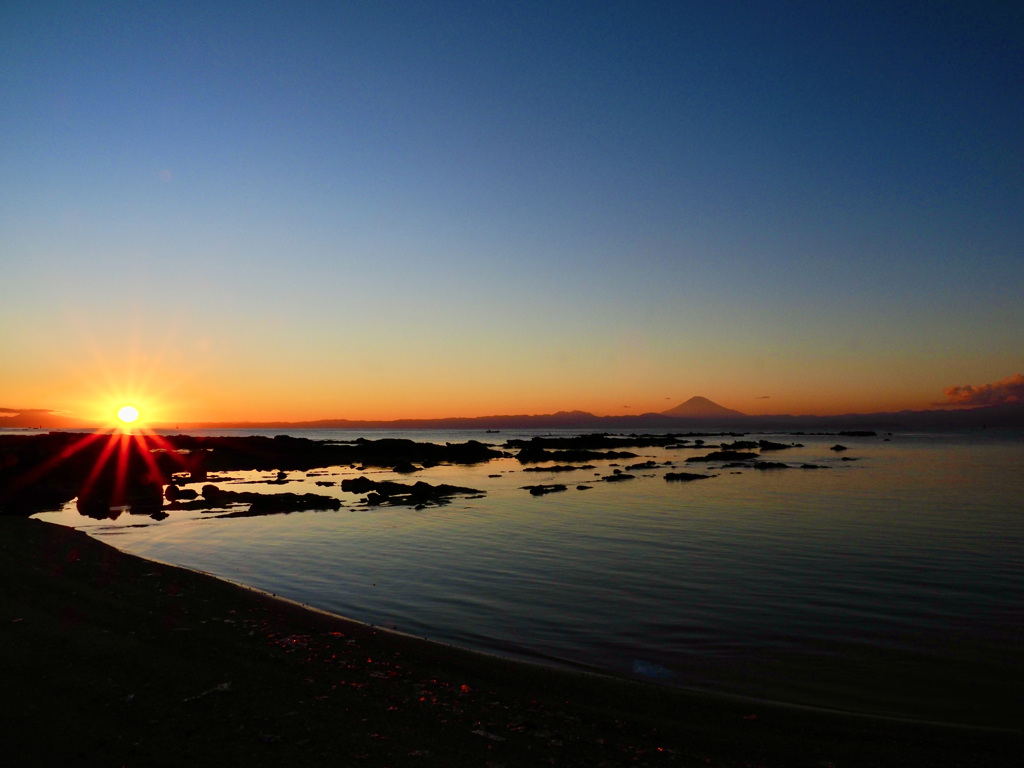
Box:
(1, 517), (1018, 767)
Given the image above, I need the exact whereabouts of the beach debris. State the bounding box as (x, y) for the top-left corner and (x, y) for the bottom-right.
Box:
(183, 682), (232, 703)
(472, 728), (506, 741)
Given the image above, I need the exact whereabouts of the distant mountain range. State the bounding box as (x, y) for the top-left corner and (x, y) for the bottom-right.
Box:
(4, 397), (1023, 432)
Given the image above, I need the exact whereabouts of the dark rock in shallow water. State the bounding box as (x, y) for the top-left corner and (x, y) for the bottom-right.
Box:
(602, 473), (636, 482)
(505, 434), (701, 453)
(205, 487), (341, 515)
(800, 464), (829, 469)
(524, 484), (567, 496)
(625, 460), (660, 471)
(339, 477), (375, 494)
(165, 485), (198, 502)
(753, 461), (790, 470)
(720, 440), (759, 450)
(392, 462), (420, 474)
(664, 472), (713, 482)
(576, 485), (593, 490)
(838, 430), (876, 437)
(188, 484), (342, 516)
(340, 476), (482, 507)
(757, 440), (799, 451)
(231, 492), (342, 517)
(830, 444), (848, 452)
(515, 446), (638, 464)
(685, 451), (759, 463)
(157, 434), (508, 472)
(522, 464), (594, 473)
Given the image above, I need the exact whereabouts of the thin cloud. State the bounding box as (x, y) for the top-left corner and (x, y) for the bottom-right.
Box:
(943, 374), (1024, 407)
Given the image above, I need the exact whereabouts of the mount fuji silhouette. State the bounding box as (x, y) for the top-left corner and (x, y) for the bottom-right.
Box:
(660, 396), (746, 419)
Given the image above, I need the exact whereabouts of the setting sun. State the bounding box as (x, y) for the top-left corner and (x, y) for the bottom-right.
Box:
(117, 405), (140, 424)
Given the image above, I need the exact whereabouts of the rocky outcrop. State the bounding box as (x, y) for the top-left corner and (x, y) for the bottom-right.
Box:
(522, 464), (595, 473)
(514, 446), (638, 464)
(194, 485), (343, 516)
(685, 451), (759, 463)
(339, 477), (482, 507)
(523, 484), (568, 496)
(664, 472), (714, 482)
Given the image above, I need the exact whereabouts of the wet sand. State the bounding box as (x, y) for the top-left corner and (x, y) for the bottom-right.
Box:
(1, 517), (1017, 767)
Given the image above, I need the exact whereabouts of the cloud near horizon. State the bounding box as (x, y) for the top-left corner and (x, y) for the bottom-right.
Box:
(943, 374), (1024, 407)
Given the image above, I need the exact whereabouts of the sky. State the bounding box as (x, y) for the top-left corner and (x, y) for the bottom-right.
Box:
(2, 1), (1022, 424)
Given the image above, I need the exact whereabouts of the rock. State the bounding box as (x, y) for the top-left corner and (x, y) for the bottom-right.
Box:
(625, 461), (660, 471)
(685, 451), (759, 463)
(340, 476), (483, 507)
(522, 464), (594, 473)
(757, 440), (798, 451)
(720, 440), (759, 450)
(830, 444), (848, 452)
(223, 492), (342, 517)
(524, 484), (567, 496)
(664, 472), (713, 482)
(165, 485), (198, 502)
(515, 446), (638, 464)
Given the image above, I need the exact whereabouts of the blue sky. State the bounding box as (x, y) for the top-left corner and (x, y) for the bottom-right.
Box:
(2, 1), (1022, 422)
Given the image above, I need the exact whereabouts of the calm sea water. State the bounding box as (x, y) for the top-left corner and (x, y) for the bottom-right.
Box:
(31, 428), (1024, 728)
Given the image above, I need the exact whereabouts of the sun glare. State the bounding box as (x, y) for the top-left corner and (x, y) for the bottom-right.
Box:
(117, 405), (140, 424)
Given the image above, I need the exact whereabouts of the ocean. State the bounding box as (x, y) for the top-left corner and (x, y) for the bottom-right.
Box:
(30, 427), (1024, 729)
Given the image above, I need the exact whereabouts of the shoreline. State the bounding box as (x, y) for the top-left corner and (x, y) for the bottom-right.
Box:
(195, 572), (1019, 736)
(2, 517), (1018, 767)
